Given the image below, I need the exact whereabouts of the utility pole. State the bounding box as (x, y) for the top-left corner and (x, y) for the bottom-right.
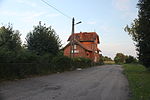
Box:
(70, 17), (81, 58)
(70, 17), (75, 58)
(72, 17), (75, 58)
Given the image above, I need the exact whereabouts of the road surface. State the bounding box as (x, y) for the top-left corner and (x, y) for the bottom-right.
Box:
(0, 65), (129, 100)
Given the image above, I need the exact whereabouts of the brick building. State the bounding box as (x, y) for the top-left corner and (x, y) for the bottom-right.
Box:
(63, 32), (101, 62)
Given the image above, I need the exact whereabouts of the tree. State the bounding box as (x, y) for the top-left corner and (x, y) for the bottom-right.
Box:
(0, 25), (22, 51)
(124, 19), (140, 42)
(0, 25), (22, 63)
(26, 22), (61, 55)
(114, 53), (125, 64)
(125, 55), (137, 63)
(102, 56), (112, 61)
(124, 0), (150, 67)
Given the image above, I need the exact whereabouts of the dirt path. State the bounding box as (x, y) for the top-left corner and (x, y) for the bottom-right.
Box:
(0, 65), (129, 100)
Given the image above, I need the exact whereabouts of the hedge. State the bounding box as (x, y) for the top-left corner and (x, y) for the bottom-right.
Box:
(0, 56), (95, 81)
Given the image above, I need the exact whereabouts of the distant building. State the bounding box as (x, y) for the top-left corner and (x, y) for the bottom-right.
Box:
(63, 32), (101, 62)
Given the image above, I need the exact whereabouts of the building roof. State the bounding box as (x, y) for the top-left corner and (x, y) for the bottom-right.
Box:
(68, 32), (100, 43)
(63, 39), (93, 52)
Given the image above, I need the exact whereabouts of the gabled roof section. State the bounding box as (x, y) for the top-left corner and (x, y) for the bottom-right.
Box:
(68, 32), (100, 43)
(63, 39), (93, 52)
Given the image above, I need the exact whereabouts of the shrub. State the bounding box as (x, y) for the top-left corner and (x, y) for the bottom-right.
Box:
(0, 63), (54, 80)
(72, 57), (92, 68)
(125, 55), (137, 64)
(15, 49), (39, 63)
(114, 53), (126, 64)
(0, 49), (16, 63)
(26, 22), (61, 55)
(52, 56), (72, 72)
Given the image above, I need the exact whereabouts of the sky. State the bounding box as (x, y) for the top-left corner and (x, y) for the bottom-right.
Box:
(0, 0), (139, 59)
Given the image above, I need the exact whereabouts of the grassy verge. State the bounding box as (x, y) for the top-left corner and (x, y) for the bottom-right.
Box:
(104, 61), (115, 64)
(123, 64), (150, 100)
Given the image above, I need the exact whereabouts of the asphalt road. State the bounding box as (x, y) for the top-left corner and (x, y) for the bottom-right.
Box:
(0, 65), (129, 100)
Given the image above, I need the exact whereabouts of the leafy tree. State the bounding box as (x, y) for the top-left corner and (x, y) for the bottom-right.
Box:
(114, 53), (125, 64)
(0, 25), (22, 51)
(124, 19), (140, 42)
(125, 55), (137, 63)
(26, 22), (61, 55)
(0, 25), (22, 63)
(99, 54), (104, 64)
(102, 56), (113, 61)
(124, 0), (150, 67)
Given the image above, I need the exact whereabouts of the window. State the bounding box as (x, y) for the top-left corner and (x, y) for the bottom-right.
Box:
(71, 50), (79, 53)
(86, 52), (90, 57)
(74, 45), (77, 49)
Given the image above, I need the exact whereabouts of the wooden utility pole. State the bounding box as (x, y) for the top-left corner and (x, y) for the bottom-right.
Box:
(70, 17), (81, 58)
(70, 17), (75, 58)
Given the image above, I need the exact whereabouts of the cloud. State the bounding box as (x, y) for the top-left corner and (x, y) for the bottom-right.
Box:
(0, 10), (45, 20)
(22, 12), (46, 22)
(112, 0), (138, 19)
(15, 0), (37, 7)
(0, 11), (18, 16)
(46, 13), (60, 18)
(0, 10), (60, 22)
(87, 21), (97, 25)
(100, 42), (137, 59)
(0, 0), (4, 5)
(0, 10), (60, 43)
(112, 0), (130, 11)
(99, 25), (115, 33)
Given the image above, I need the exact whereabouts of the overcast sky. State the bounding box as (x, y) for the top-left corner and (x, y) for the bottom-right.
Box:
(0, 0), (138, 58)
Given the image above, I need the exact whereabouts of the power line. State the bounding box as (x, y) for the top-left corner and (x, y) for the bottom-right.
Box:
(40, 0), (72, 19)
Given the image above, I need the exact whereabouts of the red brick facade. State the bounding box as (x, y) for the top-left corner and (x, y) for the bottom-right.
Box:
(63, 32), (101, 62)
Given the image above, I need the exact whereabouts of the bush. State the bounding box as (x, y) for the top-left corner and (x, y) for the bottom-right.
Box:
(26, 22), (61, 55)
(52, 56), (72, 72)
(125, 55), (137, 64)
(15, 50), (39, 63)
(72, 57), (92, 68)
(0, 63), (54, 80)
(114, 53), (126, 64)
(0, 53), (94, 81)
(51, 56), (92, 72)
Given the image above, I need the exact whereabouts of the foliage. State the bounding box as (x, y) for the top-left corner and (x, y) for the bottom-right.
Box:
(124, 19), (140, 42)
(125, 55), (137, 64)
(0, 25), (22, 51)
(0, 48), (39, 63)
(0, 25), (22, 63)
(102, 56), (113, 61)
(15, 49), (39, 63)
(52, 56), (72, 72)
(98, 54), (104, 65)
(0, 22), (95, 81)
(114, 53), (126, 64)
(114, 53), (137, 64)
(0, 63), (52, 80)
(123, 64), (150, 100)
(99, 55), (114, 64)
(124, 0), (150, 68)
(26, 21), (61, 55)
(0, 55), (94, 81)
(72, 57), (92, 68)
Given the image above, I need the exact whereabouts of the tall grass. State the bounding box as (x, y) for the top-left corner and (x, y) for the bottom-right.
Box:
(123, 64), (150, 100)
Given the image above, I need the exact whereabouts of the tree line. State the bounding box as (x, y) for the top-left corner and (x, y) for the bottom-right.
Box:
(114, 53), (137, 64)
(0, 22), (93, 81)
(99, 53), (137, 64)
(125, 0), (150, 68)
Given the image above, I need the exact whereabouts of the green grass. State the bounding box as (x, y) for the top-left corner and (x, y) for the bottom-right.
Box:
(104, 61), (115, 64)
(123, 64), (150, 100)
